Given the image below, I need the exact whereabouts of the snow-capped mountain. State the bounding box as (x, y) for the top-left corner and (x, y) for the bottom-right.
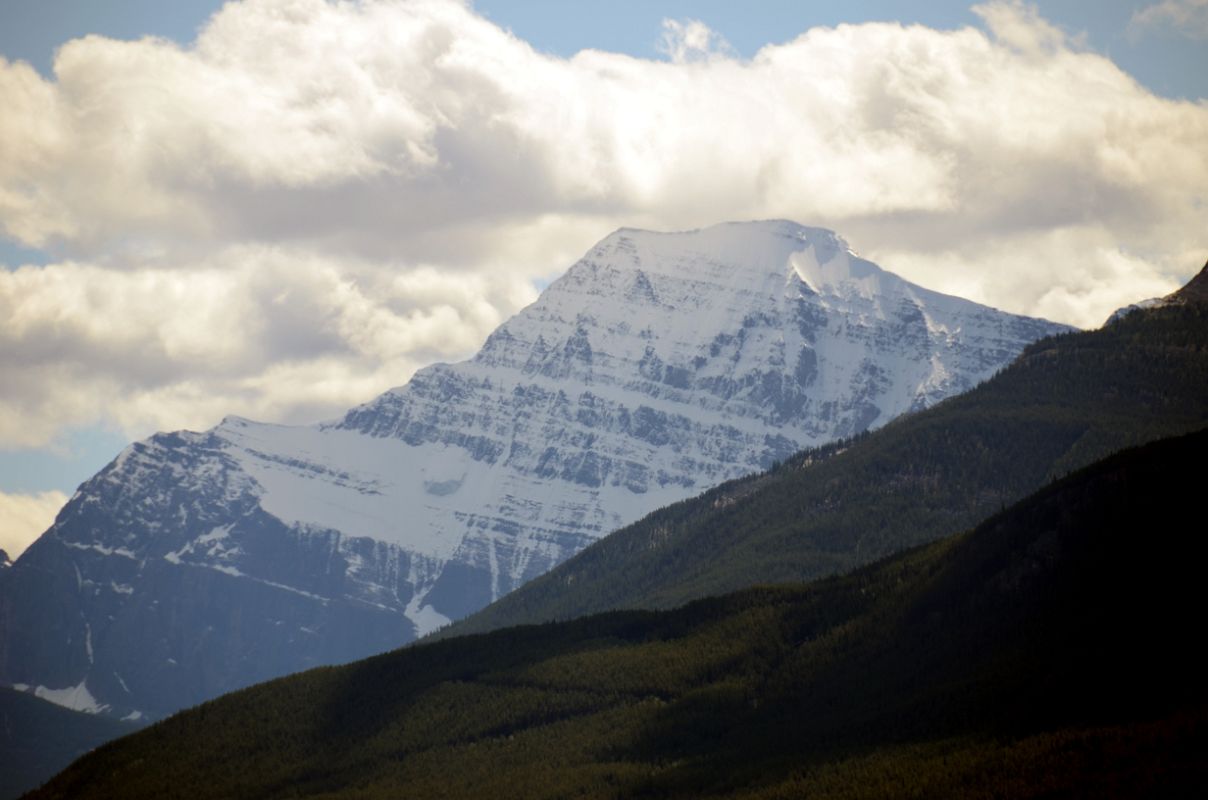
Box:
(0, 221), (1072, 720)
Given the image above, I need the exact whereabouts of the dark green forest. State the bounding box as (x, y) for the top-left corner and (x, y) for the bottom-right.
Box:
(28, 428), (1208, 799)
(449, 297), (1208, 635)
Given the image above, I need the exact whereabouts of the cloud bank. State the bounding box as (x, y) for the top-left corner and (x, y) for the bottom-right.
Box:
(0, 0), (1205, 451)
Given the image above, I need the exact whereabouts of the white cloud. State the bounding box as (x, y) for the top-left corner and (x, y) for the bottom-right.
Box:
(1131, 0), (1208, 39)
(0, 0), (1205, 448)
(0, 490), (67, 560)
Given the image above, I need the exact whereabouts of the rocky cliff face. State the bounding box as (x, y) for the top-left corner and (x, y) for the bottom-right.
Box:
(0, 221), (1071, 720)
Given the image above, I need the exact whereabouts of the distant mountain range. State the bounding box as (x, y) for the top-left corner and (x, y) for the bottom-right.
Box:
(0, 220), (1069, 723)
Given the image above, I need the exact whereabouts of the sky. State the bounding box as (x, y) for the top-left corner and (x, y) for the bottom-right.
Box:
(0, 0), (1205, 558)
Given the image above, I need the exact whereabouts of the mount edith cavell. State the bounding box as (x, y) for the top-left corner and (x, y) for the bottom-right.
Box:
(0, 221), (1071, 724)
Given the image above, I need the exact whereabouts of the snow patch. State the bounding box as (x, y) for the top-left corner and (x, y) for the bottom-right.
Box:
(405, 591), (452, 637)
(198, 524), (233, 545)
(65, 541), (138, 560)
(31, 680), (109, 714)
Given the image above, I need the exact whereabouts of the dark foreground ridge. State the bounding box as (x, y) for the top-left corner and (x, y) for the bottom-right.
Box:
(30, 428), (1208, 799)
(447, 294), (1208, 636)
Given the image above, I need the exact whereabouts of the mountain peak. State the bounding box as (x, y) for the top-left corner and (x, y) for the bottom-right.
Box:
(593, 220), (852, 276)
(1, 220), (1070, 723)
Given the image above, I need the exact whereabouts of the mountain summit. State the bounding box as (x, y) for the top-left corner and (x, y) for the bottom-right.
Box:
(0, 221), (1069, 720)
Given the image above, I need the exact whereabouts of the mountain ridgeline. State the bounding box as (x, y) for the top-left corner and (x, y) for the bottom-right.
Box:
(0, 221), (1068, 722)
(30, 427), (1208, 799)
(448, 277), (1208, 635)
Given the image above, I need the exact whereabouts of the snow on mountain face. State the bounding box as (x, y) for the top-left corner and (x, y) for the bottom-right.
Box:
(0, 221), (1072, 720)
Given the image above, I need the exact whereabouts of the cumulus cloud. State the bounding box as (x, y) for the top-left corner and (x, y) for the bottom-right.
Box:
(0, 0), (1205, 448)
(1131, 0), (1208, 39)
(0, 490), (68, 560)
